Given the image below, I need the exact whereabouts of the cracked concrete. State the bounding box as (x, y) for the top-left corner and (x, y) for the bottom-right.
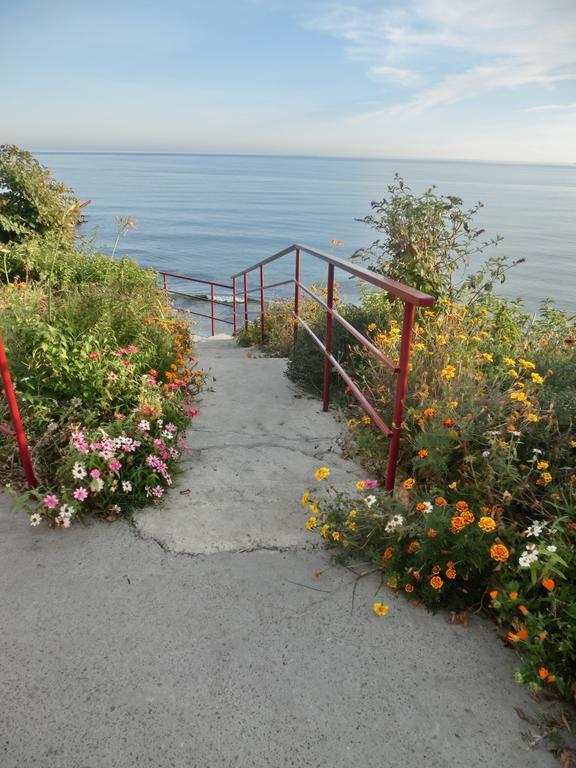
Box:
(134, 338), (361, 555)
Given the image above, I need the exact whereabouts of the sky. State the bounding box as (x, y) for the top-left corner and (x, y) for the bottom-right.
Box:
(2, 0), (576, 162)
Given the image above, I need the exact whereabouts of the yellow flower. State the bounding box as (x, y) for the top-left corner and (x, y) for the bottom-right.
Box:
(372, 602), (389, 616)
(448, 401), (458, 408)
(301, 491), (310, 506)
(403, 478), (416, 490)
(538, 472), (552, 486)
(349, 509), (357, 518)
(320, 524), (329, 538)
(367, 323), (377, 332)
(508, 369), (519, 378)
(478, 516), (496, 532)
(481, 353), (493, 362)
(356, 480), (366, 490)
(309, 503), (319, 514)
(361, 415), (371, 425)
(526, 413), (540, 423)
(510, 391), (527, 402)
(437, 334), (447, 345)
(571, 440), (576, 448)
(332, 531), (340, 541)
(440, 365), (456, 380)
(346, 520), (357, 531)
(503, 357), (516, 366)
(531, 372), (544, 384)
(471, 335), (481, 343)
(448, 481), (457, 490)
(315, 467), (330, 481)
(518, 358), (535, 370)
(305, 516), (317, 530)
(413, 342), (426, 351)
(536, 460), (549, 470)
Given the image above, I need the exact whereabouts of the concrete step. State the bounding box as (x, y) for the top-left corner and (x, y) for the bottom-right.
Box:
(134, 338), (361, 554)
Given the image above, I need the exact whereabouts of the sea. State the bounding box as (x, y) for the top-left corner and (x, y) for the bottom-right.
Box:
(36, 152), (575, 332)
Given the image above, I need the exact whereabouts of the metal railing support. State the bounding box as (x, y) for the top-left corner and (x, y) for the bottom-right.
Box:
(244, 273), (249, 330)
(0, 335), (37, 488)
(259, 264), (265, 343)
(232, 276), (237, 335)
(294, 247), (300, 347)
(322, 263), (335, 412)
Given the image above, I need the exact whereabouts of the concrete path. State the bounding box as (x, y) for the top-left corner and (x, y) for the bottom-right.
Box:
(0, 339), (560, 768)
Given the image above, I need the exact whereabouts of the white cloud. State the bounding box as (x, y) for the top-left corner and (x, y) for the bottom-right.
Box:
(310, 0), (576, 114)
(525, 102), (576, 112)
(367, 65), (419, 87)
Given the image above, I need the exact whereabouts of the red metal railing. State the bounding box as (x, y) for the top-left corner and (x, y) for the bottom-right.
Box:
(231, 244), (435, 492)
(0, 335), (37, 488)
(158, 271), (237, 335)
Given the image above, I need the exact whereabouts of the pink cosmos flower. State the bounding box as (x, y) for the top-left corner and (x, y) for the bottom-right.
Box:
(89, 469), (101, 479)
(182, 407), (199, 417)
(109, 459), (122, 471)
(114, 413), (125, 420)
(73, 487), (88, 502)
(89, 352), (100, 360)
(151, 485), (164, 498)
(364, 479), (378, 489)
(43, 494), (59, 509)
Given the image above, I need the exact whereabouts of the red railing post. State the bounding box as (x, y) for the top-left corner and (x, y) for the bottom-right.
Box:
(0, 335), (37, 488)
(322, 263), (335, 412)
(294, 247), (300, 346)
(232, 276), (237, 335)
(210, 283), (215, 336)
(385, 302), (416, 492)
(259, 264), (265, 344)
(243, 273), (249, 330)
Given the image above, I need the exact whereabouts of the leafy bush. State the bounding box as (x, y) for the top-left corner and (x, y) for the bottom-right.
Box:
(0, 148), (202, 527)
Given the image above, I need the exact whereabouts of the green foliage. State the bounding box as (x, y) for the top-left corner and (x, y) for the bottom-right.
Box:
(0, 145), (81, 244)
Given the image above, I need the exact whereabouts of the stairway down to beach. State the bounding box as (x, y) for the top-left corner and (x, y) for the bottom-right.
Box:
(134, 336), (360, 554)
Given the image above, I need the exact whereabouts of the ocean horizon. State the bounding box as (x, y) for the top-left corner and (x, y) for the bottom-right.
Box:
(36, 151), (575, 318)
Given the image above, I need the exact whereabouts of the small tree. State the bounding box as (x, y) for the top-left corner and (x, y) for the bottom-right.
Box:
(354, 174), (519, 300)
(0, 145), (81, 244)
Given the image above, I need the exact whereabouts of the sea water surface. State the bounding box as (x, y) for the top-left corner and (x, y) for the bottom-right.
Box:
(37, 152), (575, 314)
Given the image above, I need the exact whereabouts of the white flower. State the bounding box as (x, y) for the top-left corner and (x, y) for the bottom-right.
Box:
(71, 397), (82, 408)
(161, 429), (174, 441)
(138, 419), (150, 432)
(421, 501), (433, 514)
(525, 521), (546, 538)
(89, 477), (104, 493)
(519, 550), (539, 568)
(482, 450), (491, 458)
(56, 514), (72, 528)
(364, 495), (377, 508)
(546, 545), (557, 553)
(385, 514), (404, 533)
(122, 480), (133, 493)
(502, 491), (512, 503)
(512, 431), (521, 437)
(59, 504), (75, 518)
(532, 448), (543, 454)
(72, 462), (87, 480)
(110, 504), (121, 514)
(29, 513), (42, 527)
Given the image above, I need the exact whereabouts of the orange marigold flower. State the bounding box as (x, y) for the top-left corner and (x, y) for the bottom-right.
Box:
(427, 528), (437, 537)
(423, 408), (435, 418)
(478, 516), (496, 532)
(430, 575), (444, 590)
(443, 418), (455, 428)
(509, 592), (518, 600)
(541, 578), (555, 591)
(507, 631), (518, 642)
(432, 565), (441, 575)
(538, 631), (547, 639)
(490, 543), (509, 562)
(455, 500), (469, 513)
(407, 540), (419, 554)
(418, 449), (429, 459)
(519, 605), (528, 616)
(405, 583), (414, 593)
(461, 510), (475, 525)
(450, 516), (466, 534)
(538, 667), (549, 679)
(383, 547), (394, 560)
(489, 590), (498, 600)
(403, 478), (416, 490)
(446, 568), (457, 579)
(546, 675), (556, 683)
(517, 629), (528, 641)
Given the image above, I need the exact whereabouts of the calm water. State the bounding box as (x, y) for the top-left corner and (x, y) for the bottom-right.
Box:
(37, 152), (576, 315)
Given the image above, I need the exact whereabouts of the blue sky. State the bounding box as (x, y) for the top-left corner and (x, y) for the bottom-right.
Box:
(2, 0), (575, 162)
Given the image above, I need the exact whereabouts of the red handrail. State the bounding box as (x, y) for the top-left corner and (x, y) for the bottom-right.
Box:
(157, 271), (236, 331)
(232, 243), (435, 492)
(0, 335), (37, 488)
